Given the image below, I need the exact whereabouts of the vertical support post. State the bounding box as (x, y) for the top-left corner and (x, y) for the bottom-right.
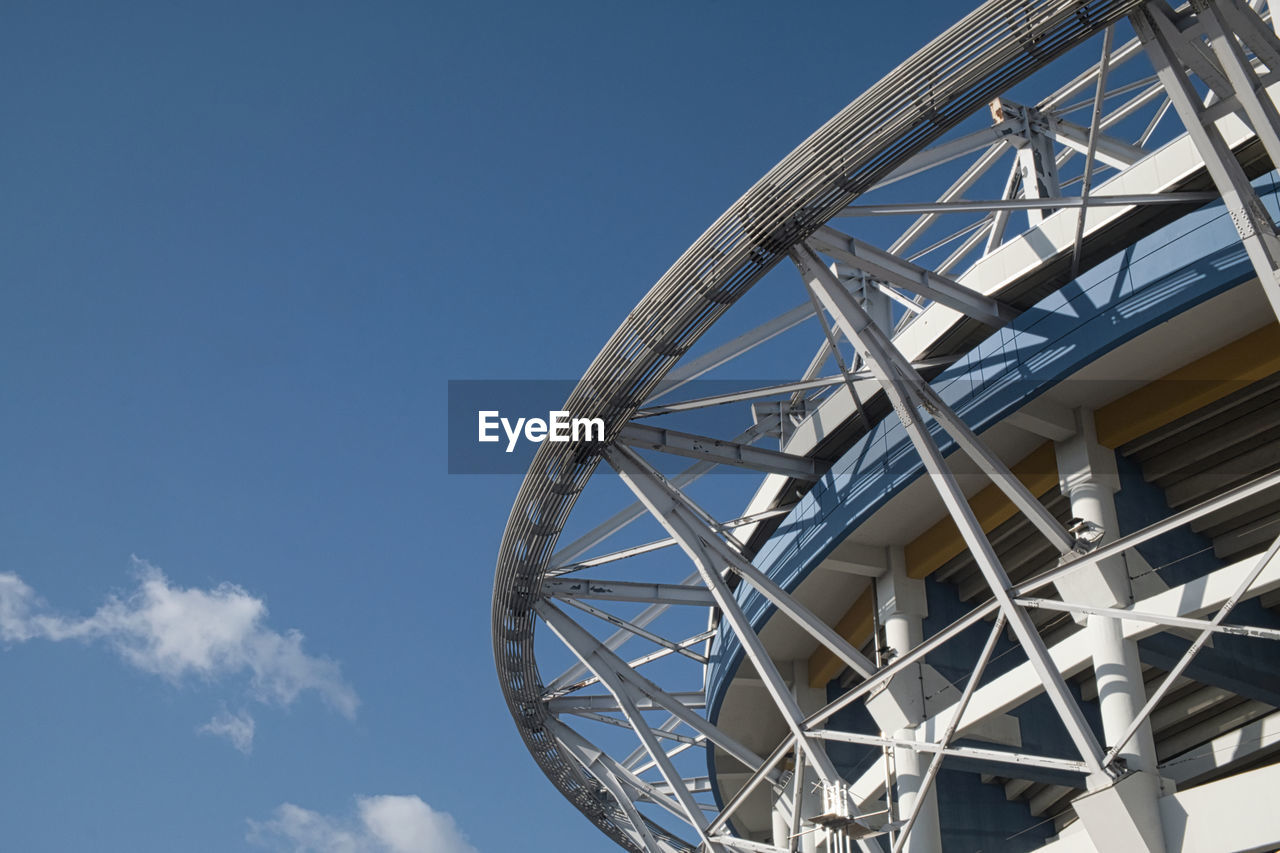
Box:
(993, 99), (1062, 226)
(771, 661), (826, 853)
(1055, 410), (1159, 776)
(772, 790), (791, 851)
(891, 614), (1007, 853)
(1055, 409), (1166, 853)
(792, 659), (826, 853)
(877, 550), (942, 853)
(789, 748), (806, 853)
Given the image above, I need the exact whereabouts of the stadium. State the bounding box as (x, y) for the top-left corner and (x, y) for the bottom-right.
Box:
(494, 1), (1280, 850)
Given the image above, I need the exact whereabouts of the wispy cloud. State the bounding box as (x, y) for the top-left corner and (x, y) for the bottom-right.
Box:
(0, 558), (358, 726)
(248, 796), (478, 853)
(199, 709), (256, 754)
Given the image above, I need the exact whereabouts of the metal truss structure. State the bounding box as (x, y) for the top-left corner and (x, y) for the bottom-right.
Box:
(494, 1), (1280, 850)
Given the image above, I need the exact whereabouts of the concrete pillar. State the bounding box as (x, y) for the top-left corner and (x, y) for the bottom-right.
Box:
(1093, 612), (1158, 775)
(878, 549), (943, 853)
(768, 660), (827, 853)
(1056, 409), (1166, 851)
(772, 798), (790, 849)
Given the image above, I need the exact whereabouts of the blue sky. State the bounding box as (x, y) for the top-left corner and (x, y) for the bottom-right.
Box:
(0, 3), (962, 851)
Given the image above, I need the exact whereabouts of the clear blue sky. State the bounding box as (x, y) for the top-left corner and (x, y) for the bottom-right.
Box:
(0, 3), (962, 851)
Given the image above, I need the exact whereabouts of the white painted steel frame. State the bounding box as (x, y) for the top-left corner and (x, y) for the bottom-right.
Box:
(493, 1), (1280, 850)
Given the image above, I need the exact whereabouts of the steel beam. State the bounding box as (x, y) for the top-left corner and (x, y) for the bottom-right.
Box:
(552, 631), (717, 697)
(1042, 31), (1150, 111)
(647, 302), (816, 403)
(937, 215), (995, 276)
(839, 192), (1216, 216)
(871, 120), (1022, 188)
(1196, 0), (1280, 168)
(559, 596), (709, 663)
(1043, 112), (1146, 169)
(617, 422), (822, 480)
(606, 444), (877, 681)
(546, 692), (706, 714)
(549, 507), (794, 576)
(785, 748), (805, 853)
(1054, 73), (1159, 115)
(543, 577), (716, 607)
(889, 142), (1009, 257)
(613, 681), (720, 848)
(712, 838), (790, 853)
(1017, 596), (1280, 640)
(1215, 0), (1280, 71)
(555, 710), (698, 744)
(635, 376), (848, 416)
(1071, 26), (1116, 279)
(809, 728), (1089, 775)
(1149, 0), (1237, 98)
(544, 569), (703, 694)
(984, 157), (1021, 252)
(706, 736), (797, 836)
(549, 419), (781, 568)
(807, 227), (1017, 325)
(537, 600), (770, 776)
(1134, 1), (1280, 319)
(550, 720), (677, 852)
(908, 214), (996, 263)
(622, 714), (686, 772)
(994, 99), (1063, 226)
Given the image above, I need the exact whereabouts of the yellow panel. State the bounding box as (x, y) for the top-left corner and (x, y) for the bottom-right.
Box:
(807, 585), (873, 688)
(904, 442), (1058, 580)
(1095, 324), (1280, 448)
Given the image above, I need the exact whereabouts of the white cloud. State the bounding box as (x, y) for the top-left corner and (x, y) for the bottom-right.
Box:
(0, 573), (42, 643)
(0, 558), (358, 722)
(249, 803), (361, 853)
(198, 709), (256, 754)
(248, 796), (478, 853)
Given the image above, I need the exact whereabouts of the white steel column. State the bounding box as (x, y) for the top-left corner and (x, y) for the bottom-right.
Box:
(877, 551), (941, 853)
(1055, 408), (1166, 853)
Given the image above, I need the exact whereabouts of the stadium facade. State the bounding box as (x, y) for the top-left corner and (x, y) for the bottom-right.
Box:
(494, 1), (1280, 850)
